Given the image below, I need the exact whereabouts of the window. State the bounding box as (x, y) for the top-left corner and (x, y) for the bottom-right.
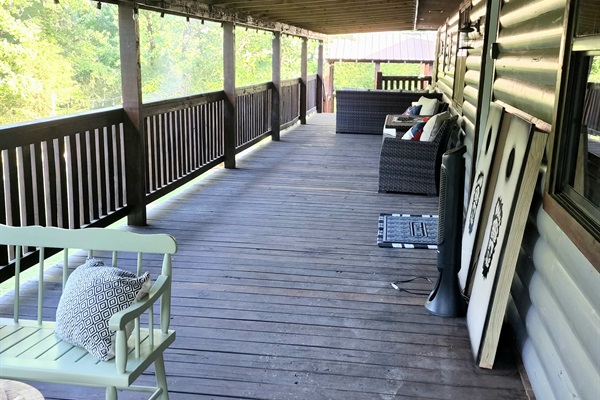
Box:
(547, 0), (600, 266)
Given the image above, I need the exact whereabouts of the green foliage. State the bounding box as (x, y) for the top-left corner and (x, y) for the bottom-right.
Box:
(590, 56), (600, 83)
(1, 0), (121, 125)
(281, 35), (302, 80)
(139, 13), (223, 101)
(236, 28), (272, 86)
(333, 62), (377, 89)
(332, 61), (422, 90)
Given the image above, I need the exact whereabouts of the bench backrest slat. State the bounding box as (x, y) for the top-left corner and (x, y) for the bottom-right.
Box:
(0, 225), (177, 255)
(1, 224), (176, 326)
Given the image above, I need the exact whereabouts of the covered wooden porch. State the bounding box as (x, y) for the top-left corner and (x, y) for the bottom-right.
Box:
(16, 114), (527, 399)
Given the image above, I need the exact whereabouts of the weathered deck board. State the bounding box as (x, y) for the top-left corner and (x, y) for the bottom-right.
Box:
(3, 114), (526, 399)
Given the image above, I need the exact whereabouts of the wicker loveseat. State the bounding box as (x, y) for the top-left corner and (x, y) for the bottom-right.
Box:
(336, 89), (442, 134)
(378, 115), (460, 195)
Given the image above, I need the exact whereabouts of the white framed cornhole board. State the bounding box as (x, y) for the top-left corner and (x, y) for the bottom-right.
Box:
(459, 103), (506, 295)
(466, 114), (547, 369)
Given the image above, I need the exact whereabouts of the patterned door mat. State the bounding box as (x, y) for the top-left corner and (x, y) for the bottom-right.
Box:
(377, 214), (438, 249)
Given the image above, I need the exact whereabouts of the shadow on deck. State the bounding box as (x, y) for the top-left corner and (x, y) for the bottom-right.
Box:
(6, 114), (526, 399)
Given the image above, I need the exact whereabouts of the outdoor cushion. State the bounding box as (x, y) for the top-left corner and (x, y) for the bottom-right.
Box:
(420, 111), (450, 141)
(416, 96), (439, 115)
(401, 122), (426, 140)
(55, 258), (151, 361)
(404, 105), (422, 115)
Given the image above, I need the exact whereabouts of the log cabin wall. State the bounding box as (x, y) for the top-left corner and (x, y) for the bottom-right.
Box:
(460, 0), (486, 201)
(436, 15), (459, 101)
(436, 0), (600, 397)
(493, 0), (599, 398)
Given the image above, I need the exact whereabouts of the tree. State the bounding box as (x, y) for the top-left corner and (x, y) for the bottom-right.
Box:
(0, 0), (121, 125)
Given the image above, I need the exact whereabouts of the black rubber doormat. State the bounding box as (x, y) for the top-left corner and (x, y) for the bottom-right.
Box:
(377, 214), (438, 249)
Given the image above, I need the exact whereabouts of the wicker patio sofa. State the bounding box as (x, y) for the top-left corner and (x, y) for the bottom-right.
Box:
(336, 89), (443, 134)
(378, 115), (460, 195)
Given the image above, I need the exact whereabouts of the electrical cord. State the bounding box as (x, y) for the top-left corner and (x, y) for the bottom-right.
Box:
(390, 276), (433, 296)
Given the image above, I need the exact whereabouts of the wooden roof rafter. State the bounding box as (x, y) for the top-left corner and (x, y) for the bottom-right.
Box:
(102, 0), (326, 40)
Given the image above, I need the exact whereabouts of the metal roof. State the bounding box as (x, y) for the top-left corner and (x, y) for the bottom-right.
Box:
(325, 31), (437, 63)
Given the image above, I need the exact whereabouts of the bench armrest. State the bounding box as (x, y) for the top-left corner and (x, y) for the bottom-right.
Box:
(109, 274), (171, 373)
(109, 275), (170, 331)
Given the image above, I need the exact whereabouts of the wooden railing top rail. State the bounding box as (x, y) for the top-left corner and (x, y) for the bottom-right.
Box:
(0, 107), (123, 149)
(281, 78), (302, 87)
(143, 90), (227, 117)
(235, 82), (273, 96)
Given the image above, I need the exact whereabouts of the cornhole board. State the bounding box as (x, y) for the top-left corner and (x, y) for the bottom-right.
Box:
(466, 115), (547, 369)
(459, 103), (506, 295)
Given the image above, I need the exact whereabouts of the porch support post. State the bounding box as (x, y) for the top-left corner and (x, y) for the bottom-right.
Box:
(223, 22), (236, 169)
(118, 3), (146, 226)
(324, 62), (335, 113)
(375, 63), (382, 89)
(271, 32), (281, 141)
(300, 37), (308, 125)
(316, 40), (323, 113)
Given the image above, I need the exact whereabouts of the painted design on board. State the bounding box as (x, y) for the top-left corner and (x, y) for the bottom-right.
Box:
(468, 172), (485, 234)
(482, 197), (503, 279)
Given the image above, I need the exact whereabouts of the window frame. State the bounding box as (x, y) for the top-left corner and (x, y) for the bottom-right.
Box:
(545, 0), (600, 270)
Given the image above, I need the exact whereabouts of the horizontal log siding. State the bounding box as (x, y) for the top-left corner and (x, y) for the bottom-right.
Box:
(492, 0), (600, 399)
(461, 0), (486, 206)
(494, 0), (564, 125)
(437, 15), (459, 101)
(509, 203), (600, 400)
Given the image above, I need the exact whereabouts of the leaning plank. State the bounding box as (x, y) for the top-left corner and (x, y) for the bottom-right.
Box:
(466, 115), (547, 368)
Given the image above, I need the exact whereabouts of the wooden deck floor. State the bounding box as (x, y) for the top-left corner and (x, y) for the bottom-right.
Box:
(6, 114), (526, 399)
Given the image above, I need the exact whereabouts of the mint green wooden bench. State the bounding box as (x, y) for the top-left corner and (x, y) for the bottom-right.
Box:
(0, 224), (177, 400)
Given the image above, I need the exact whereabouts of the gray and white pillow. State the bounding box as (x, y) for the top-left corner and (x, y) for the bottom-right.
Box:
(55, 258), (151, 361)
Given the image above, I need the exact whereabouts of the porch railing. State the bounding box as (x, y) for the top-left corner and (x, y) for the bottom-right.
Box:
(236, 83), (273, 152)
(143, 91), (227, 203)
(280, 78), (301, 129)
(0, 109), (129, 274)
(307, 74), (318, 113)
(376, 72), (432, 91)
(0, 78), (317, 281)
(584, 83), (600, 134)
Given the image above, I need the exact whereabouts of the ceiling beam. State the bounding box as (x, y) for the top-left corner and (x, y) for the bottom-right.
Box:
(101, 0), (326, 39)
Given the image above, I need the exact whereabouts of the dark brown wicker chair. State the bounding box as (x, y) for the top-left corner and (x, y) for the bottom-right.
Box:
(378, 115), (459, 195)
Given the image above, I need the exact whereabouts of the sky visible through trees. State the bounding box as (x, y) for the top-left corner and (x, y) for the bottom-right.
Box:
(0, 0), (319, 126)
(2, 0), (599, 127)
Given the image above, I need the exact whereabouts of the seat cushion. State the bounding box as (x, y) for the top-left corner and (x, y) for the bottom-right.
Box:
(416, 96), (439, 115)
(421, 111), (451, 141)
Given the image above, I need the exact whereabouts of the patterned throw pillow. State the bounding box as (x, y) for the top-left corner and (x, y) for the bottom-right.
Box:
(403, 105), (422, 115)
(401, 122), (426, 140)
(55, 258), (151, 361)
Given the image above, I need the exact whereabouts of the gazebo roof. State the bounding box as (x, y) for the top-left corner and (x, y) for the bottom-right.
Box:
(325, 31), (437, 63)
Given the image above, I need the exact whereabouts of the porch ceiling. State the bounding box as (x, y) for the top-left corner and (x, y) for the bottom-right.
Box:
(199, 0), (460, 33)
